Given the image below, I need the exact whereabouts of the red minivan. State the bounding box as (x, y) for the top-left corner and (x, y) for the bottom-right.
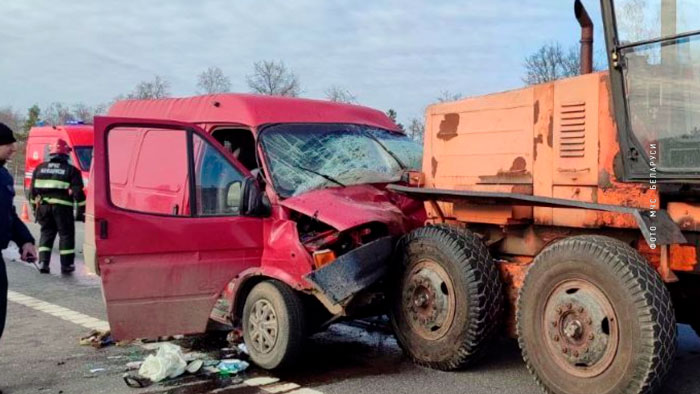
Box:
(85, 94), (424, 369)
(24, 123), (93, 199)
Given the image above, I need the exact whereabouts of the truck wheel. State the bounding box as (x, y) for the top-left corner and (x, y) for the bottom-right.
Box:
(517, 235), (676, 394)
(390, 225), (503, 370)
(242, 280), (305, 370)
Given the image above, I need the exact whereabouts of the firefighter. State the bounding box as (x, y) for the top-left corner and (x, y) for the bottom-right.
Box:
(30, 139), (85, 274)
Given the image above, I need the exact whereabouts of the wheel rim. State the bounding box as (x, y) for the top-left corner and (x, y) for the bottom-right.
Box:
(248, 299), (278, 354)
(542, 279), (619, 378)
(402, 259), (456, 340)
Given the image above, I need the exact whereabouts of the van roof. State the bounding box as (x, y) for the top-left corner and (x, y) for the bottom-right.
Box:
(107, 94), (400, 132)
(29, 125), (94, 145)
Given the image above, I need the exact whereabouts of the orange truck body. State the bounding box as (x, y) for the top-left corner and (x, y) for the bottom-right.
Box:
(420, 71), (697, 329)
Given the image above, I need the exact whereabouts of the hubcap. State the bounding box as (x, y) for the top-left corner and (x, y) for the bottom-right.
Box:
(248, 299), (278, 354)
(402, 259), (456, 340)
(543, 279), (619, 378)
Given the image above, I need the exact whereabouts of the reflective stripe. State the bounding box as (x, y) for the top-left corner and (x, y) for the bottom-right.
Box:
(34, 179), (71, 189)
(41, 198), (74, 206)
(38, 247), (52, 252)
(59, 249), (75, 255)
(77, 201), (86, 206)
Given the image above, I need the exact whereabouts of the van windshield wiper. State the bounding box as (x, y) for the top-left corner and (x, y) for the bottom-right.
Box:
(291, 163), (346, 188)
(362, 130), (406, 170)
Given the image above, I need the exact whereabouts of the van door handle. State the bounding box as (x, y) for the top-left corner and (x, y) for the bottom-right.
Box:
(99, 219), (108, 239)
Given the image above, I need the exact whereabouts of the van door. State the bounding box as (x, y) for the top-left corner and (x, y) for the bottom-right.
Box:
(89, 116), (264, 340)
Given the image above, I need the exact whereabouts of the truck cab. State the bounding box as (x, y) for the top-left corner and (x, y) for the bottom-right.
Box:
(84, 94), (424, 369)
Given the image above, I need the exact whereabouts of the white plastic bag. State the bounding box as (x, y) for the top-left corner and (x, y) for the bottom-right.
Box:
(138, 343), (188, 382)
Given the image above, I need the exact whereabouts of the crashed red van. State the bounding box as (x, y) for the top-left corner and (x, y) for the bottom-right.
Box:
(85, 94), (424, 369)
(24, 123), (93, 199)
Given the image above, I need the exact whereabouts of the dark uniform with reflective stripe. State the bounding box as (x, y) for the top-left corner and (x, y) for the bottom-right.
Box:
(30, 154), (85, 271)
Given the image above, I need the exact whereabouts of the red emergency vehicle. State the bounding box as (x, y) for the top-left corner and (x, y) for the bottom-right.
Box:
(24, 123), (93, 199)
(86, 94), (425, 369)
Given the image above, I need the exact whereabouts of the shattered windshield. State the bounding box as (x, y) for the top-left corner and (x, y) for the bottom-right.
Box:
(260, 124), (422, 198)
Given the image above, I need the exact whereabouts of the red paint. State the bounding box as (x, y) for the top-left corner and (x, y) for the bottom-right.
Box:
(89, 94), (423, 340)
(108, 94), (399, 132)
(280, 185), (408, 233)
(24, 125), (93, 194)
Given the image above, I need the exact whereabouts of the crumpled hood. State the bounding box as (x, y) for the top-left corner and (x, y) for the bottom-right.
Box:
(280, 184), (407, 233)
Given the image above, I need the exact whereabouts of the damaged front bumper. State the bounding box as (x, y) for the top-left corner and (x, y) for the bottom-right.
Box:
(304, 236), (394, 312)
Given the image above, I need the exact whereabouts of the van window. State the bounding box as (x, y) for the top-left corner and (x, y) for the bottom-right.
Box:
(74, 146), (93, 170)
(193, 134), (244, 216)
(108, 127), (190, 216)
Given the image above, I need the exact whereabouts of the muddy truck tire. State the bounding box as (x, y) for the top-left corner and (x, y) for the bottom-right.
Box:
(390, 225), (503, 370)
(517, 235), (676, 394)
(243, 280), (306, 370)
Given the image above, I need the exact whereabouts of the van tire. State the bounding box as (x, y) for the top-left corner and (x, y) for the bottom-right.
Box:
(390, 225), (503, 370)
(242, 280), (306, 370)
(517, 235), (676, 394)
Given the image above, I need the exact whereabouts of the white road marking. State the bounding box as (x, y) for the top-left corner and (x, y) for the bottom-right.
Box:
(7, 290), (110, 332)
(8, 290), (323, 393)
(263, 382), (301, 393)
(244, 377), (281, 386)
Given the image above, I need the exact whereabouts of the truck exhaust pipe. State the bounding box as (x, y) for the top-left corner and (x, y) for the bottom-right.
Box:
(574, 0), (593, 74)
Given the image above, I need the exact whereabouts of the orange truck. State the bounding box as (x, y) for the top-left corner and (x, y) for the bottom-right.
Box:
(387, 0), (699, 393)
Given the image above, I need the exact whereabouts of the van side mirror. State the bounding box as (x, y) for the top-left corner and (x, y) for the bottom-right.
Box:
(239, 176), (267, 216)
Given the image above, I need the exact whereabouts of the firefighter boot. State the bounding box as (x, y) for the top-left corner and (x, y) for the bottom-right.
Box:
(39, 261), (50, 274)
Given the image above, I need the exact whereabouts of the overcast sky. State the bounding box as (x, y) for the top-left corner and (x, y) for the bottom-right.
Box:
(0, 0), (606, 125)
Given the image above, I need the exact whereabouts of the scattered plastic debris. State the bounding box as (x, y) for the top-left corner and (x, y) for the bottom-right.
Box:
(138, 343), (188, 382)
(90, 368), (106, 373)
(79, 330), (114, 348)
(237, 343), (248, 355)
(216, 359), (249, 375)
(186, 360), (203, 374)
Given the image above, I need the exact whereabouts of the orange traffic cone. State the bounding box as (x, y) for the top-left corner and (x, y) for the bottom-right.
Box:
(20, 201), (30, 222)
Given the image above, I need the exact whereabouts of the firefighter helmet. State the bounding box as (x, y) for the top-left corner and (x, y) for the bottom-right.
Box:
(50, 139), (72, 155)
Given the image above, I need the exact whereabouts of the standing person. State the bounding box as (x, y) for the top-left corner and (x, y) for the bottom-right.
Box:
(0, 122), (37, 342)
(30, 138), (85, 274)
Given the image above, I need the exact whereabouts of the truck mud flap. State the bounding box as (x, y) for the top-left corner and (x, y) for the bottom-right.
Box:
(304, 236), (394, 306)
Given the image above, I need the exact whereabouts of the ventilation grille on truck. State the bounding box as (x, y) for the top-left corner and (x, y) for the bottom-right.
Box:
(559, 102), (586, 158)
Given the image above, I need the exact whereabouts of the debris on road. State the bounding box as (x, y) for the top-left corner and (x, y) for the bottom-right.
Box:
(79, 329), (114, 348)
(138, 343), (188, 382)
(216, 359), (249, 375)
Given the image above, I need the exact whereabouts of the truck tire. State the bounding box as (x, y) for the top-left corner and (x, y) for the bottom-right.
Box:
(242, 280), (306, 370)
(390, 225), (503, 370)
(517, 235), (676, 394)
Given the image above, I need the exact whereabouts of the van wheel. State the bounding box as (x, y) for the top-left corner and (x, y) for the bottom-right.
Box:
(390, 225), (503, 370)
(242, 280), (305, 370)
(517, 235), (676, 394)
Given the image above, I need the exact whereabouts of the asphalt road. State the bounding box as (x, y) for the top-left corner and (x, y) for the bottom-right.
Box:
(2, 194), (700, 393)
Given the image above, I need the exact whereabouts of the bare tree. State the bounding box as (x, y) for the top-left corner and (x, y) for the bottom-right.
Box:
(407, 118), (425, 142)
(522, 43), (581, 85)
(72, 103), (108, 123)
(246, 60), (300, 97)
(127, 75), (171, 99)
(436, 90), (463, 103)
(0, 106), (24, 134)
(42, 102), (74, 125)
(197, 66), (232, 94)
(324, 86), (357, 103)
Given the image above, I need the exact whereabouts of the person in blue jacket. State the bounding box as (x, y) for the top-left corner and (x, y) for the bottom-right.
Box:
(0, 122), (37, 343)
